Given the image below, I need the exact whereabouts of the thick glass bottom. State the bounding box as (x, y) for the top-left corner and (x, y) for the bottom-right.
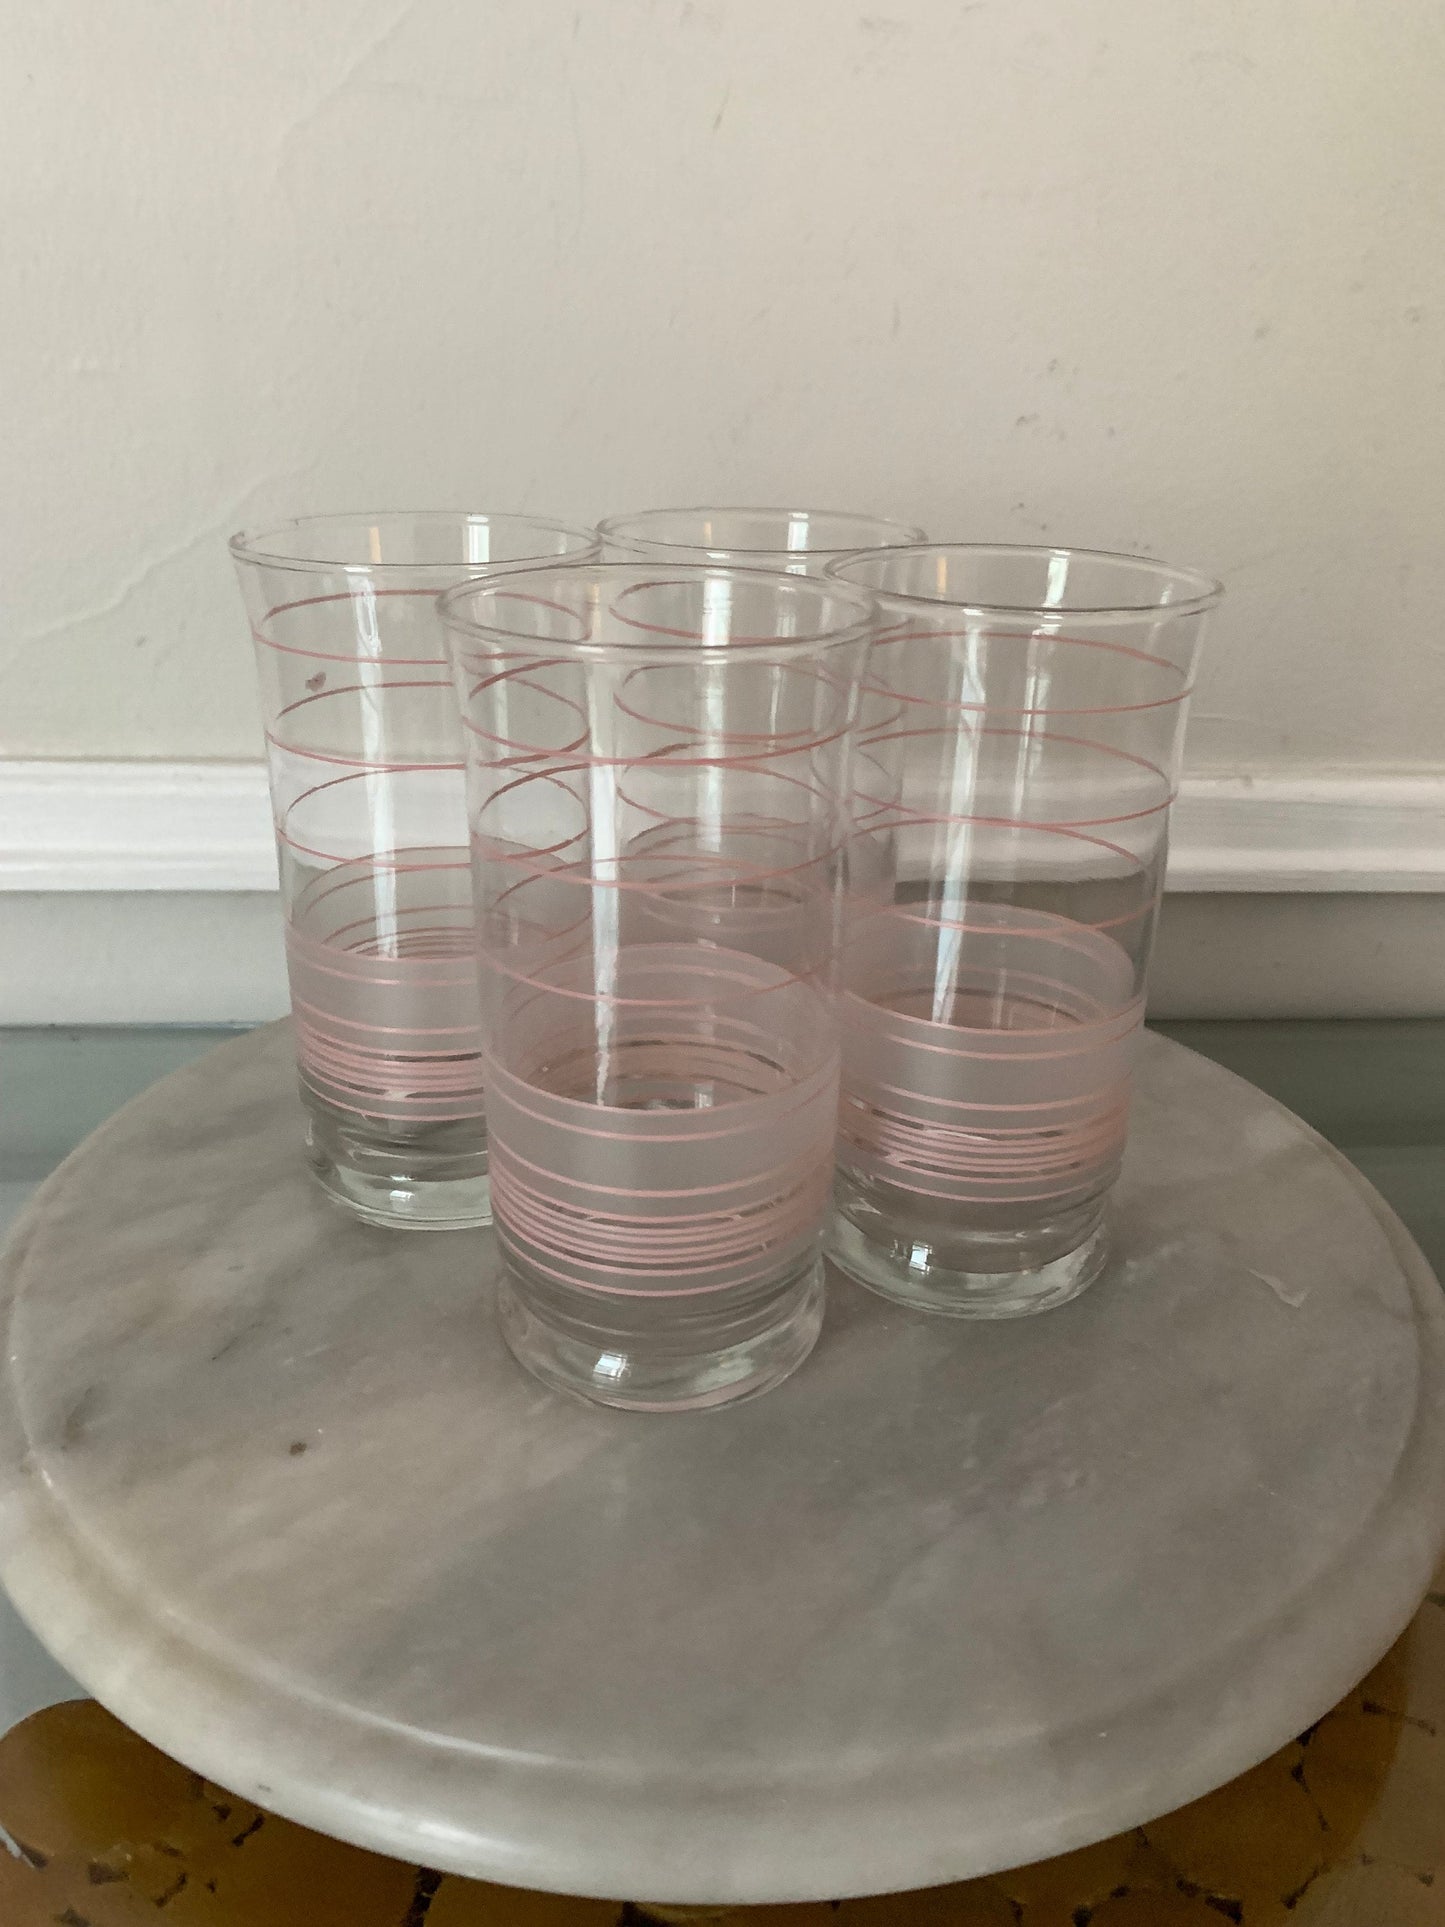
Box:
(496, 1249), (826, 1412)
(828, 1168), (1109, 1318)
(303, 1096), (491, 1231)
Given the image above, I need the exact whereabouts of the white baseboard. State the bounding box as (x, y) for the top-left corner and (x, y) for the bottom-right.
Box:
(0, 763), (280, 893)
(1168, 773), (1445, 893)
(1, 761), (1443, 1023)
(1, 760), (1444, 895)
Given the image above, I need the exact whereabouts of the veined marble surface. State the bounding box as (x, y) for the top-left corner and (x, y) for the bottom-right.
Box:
(0, 1024), (1443, 1905)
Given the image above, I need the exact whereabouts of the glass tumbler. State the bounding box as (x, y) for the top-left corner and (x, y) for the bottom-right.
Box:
(440, 562), (875, 1410)
(231, 512), (597, 1231)
(597, 505), (925, 573)
(823, 544), (1221, 1317)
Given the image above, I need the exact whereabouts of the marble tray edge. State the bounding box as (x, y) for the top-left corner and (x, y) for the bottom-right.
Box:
(2, 1033), (1445, 1903)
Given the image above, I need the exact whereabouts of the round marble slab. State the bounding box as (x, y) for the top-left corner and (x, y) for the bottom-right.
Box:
(1, 1026), (1443, 1908)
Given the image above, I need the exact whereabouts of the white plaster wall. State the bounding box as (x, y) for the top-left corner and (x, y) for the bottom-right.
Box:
(2, 0), (1442, 765)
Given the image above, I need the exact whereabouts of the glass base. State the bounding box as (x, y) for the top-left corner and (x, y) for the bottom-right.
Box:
(304, 1103), (491, 1232)
(496, 1252), (826, 1412)
(828, 1172), (1108, 1318)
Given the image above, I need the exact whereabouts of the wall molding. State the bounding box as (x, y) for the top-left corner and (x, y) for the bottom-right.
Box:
(1, 760), (1443, 896)
(0, 763), (280, 894)
(1167, 773), (1445, 893)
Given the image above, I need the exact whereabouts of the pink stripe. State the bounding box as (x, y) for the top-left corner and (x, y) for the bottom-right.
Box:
(252, 589), (450, 667)
(286, 907), (485, 1123)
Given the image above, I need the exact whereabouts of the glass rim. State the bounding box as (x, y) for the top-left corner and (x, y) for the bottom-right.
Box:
(596, 504), (927, 557)
(438, 560), (879, 659)
(824, 541), (1223, 618)
(228, 509), (597, 575)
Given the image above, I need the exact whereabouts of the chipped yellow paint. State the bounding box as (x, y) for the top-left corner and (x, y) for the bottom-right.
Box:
(1, 1599), (1443, 1925)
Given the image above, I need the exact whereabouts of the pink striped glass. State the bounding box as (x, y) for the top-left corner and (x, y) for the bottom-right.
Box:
(598, 504), (925, 573)
(823, 544), (1221, 1317)
(231, 512), (597, 1231)
(440, 562), (875, 1410)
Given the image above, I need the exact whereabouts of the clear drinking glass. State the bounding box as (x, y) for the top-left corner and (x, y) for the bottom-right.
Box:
(822, 544), (1221, 1317)
(597, 505), (925, 572)
(231, 512), (597, 1231)
(440, 561), (875, 1409)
